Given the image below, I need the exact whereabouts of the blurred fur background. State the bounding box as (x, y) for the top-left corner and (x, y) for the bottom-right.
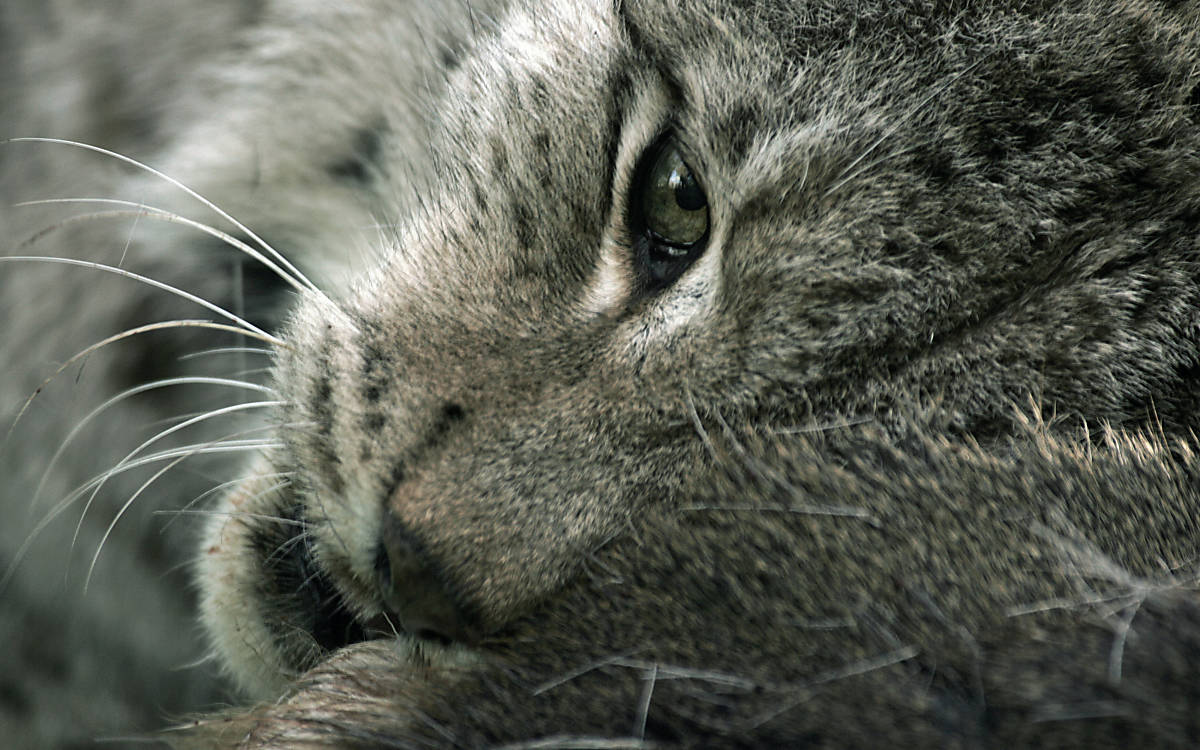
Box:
(1, 3), (259, 746)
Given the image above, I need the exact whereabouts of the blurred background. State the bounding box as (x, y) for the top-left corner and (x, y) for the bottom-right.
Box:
(1, 3), (262, 747)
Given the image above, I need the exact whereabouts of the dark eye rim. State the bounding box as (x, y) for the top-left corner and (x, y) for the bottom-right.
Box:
(628, 134), (711, 292)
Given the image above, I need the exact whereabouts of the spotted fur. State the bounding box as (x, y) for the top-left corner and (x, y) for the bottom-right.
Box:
(3, 0), (1200, 747)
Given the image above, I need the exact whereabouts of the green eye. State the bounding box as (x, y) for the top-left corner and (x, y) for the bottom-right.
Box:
(640, 145), (709, 249)
(632, 139), (710, 288)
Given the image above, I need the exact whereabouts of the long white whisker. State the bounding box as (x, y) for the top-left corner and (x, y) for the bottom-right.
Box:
(155, 473), (293, 532)
(178, 346), (274, 362)
(54, 440), (279, 529)
(0, 257), (279, 341)
(5, 137), (324, 298)
(171, 652), (221, 673)
(1, 439), (280, 594)
(90, 439), (280, 474)
(118, 196), (142, 266)
(156, 507), (303, 527)
(85, 453), (192, 592)
(30, 376), (276, 514)
(4, 320), (279, 453)
(84, 441), (280, 592)
(71, 401), (283, 555)
(142, 410), (224, 431)
(227, 367), (274, 379)
(81, 443), (284, 592)
(16, 199), (311, 294)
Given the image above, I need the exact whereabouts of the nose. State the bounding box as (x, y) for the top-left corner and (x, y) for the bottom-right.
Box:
(374, 511), (471, 644)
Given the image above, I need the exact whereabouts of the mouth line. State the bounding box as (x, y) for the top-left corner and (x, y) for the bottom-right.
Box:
(267, 503), (461, 658)
(255, 503), (378, 657)
(206, 465), (472, 699)
(290, 538), (374, 653)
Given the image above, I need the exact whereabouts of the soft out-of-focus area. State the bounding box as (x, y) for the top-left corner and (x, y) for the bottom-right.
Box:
(0, 3), (261, 747)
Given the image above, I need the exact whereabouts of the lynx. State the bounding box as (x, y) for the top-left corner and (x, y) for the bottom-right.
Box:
(3, 0), (1200, 747)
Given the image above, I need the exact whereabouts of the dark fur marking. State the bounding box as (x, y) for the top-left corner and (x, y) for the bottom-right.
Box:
(1188, 83), (1200, 111)
(916, 144), (958, 185)
(532, 130), (554, 189)
(616, 2), (687, 109)
(510, 198), (535, 250)
(383, 404), (471, 497)
(311, 335), (345, 494)
(439, 45), (461, 71)
(388, 462), (407, 493)
(490, 135), (510, 175)
(713, 102), (761, 166)
(313, 375), (334, 440)
(359, 334), (392, 404)
(472, 181), (489, 214)
(616, 0), (655, 65)
(327, 120), (388, 184)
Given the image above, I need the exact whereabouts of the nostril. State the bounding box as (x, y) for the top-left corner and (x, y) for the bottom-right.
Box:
(376, 511), (471, 645)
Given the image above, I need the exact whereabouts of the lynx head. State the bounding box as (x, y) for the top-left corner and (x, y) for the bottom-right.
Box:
(198, 0), (1200, 697)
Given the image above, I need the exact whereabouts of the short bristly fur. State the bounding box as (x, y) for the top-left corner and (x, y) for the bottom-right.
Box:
(3, 0), (1200, 747)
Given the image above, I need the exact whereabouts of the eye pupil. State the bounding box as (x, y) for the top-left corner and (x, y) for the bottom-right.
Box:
(672, 172), (706, 212)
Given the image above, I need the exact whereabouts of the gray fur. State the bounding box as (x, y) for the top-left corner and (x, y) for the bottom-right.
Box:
(3, 0), (1200, 747)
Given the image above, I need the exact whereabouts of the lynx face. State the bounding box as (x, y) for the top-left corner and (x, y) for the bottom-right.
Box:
(197, 0), (1200, 707)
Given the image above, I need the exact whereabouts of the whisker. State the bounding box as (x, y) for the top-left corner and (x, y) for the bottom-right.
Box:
(369, 610), (403, 640)
(71, 401), (283, 555)
(1, 438), (280, 594)
(118, 196), (142, 266)
(157, 472), (293, 533)
(143, 409), (232, 430)
(170, 652), (221, 673)
(82, 446), (271, 592)
(0, 258), (279, 341)
(5, 137), (324, 298)
(155, 487), (308, 580)
(85, 452), (194, 591)
(178, 346), (274, 362)
(82, 440), (282, 480)
(227, 367), (275, 379)
(154, 507), (304, 527)
(30, 375), (276, 514)
(81, 438), (283, 591)
(822, 144), (919, 201)
(771, 416), (874, 434)
(266, 529), (315, 570)
(16, 199), (311, 294)
(4, 321), (279, 456)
